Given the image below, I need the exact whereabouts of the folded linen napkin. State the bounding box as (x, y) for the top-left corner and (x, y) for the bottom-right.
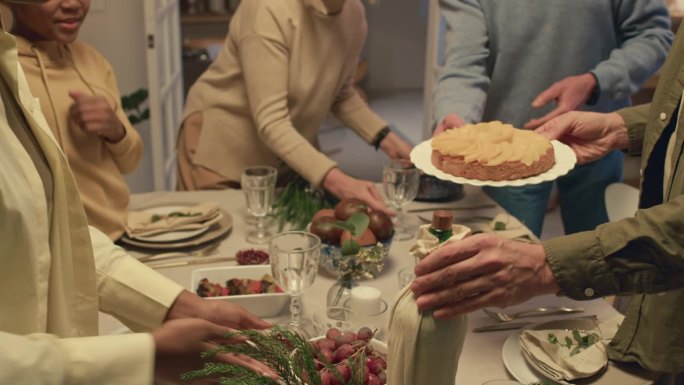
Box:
(126, 202), (221, 238)
(408, 223), (473, 258)
(467, 212), (537, 243)
(519, 315), (625, 382)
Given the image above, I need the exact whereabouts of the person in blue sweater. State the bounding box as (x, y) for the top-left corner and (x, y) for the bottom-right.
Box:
(433, 0), (674, 236)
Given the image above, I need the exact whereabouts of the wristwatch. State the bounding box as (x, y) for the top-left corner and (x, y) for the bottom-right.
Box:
(373, 126), (391, 150)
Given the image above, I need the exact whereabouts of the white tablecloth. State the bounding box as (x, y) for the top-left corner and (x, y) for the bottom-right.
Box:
(100, 186), (656, 384)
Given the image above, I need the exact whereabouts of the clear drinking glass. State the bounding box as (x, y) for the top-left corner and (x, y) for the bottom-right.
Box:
(397, 266), (416, 289)
(382, 159), (421, 241)
(241, 166), (277, 244)
(269, 231), (321, 338)
(312, 306), (358, 336)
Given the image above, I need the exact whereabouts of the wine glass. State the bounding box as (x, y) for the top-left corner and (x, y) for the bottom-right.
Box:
(269, 231), (321, 338)
(241, 166), (277, 244)
(382, 159), (420, 241)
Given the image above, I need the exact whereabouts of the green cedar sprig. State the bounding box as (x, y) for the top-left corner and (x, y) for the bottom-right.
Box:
(271, 177), (336, 231)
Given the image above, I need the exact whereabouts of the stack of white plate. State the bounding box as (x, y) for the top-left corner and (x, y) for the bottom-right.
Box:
(120, 203), (233, 250)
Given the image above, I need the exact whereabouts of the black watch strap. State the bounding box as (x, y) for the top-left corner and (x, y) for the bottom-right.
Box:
(587, 72), (601, 106)
(373, 126), (391, 150)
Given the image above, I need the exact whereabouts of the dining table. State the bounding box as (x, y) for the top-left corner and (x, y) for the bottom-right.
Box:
(100, 185), (660, 385)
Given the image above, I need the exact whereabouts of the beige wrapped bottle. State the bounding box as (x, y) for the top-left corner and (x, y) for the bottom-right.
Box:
(387, 211), (470, 385)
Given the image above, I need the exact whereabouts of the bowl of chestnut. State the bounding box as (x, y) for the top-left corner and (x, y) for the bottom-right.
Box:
(310, 199), (394, 280)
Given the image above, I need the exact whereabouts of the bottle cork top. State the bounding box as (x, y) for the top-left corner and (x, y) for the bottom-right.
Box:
(431, 210), (454, 230)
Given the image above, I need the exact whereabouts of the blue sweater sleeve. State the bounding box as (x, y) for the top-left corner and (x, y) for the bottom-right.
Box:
(591, 0), (673, 101)
(432, 0), (490, 129)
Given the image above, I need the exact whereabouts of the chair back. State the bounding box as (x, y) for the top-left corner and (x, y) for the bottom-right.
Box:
(605, 183), (639, 222)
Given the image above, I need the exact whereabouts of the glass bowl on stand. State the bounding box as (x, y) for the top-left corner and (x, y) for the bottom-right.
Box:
(321, 239), (392, 308)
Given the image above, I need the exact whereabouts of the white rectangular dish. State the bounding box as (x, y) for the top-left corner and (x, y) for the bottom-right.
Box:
(190, 265), (289, 318)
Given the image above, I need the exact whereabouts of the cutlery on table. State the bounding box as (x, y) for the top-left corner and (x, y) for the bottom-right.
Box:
(417, 214), (495, 223)
(473, 313), (596, 333)
(407, 204), (497, 213)
(137, 241), (221, 263)
(473, 321), (532, 333)
(148, 255), (236, 269)
(483, 306), (584, 322)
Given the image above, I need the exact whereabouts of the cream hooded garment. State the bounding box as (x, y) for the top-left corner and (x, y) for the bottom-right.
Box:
(15, 36), (142, 240)
(387, 225), (470, 385)
(0, 30), (183, 384)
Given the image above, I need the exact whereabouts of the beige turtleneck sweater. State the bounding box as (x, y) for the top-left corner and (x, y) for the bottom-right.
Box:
(183, 0), (387, 187)
(16, 36), (141, 240)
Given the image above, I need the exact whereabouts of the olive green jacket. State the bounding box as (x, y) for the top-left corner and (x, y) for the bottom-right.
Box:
(543, 29), (684, 372)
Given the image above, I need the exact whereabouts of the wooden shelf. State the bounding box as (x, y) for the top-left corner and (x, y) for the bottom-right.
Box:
(184, 37), (225, 50)
(181, 12), (232, 25)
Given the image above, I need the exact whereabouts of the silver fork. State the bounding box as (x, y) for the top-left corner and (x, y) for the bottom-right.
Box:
(137, 241), (221, 263)
(483, 306), (584, 322)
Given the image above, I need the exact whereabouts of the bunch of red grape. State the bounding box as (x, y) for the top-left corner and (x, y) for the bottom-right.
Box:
(310, 327), (387, 385)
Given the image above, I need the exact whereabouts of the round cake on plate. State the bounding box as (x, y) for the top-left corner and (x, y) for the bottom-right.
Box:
(431, 121), (555, 181)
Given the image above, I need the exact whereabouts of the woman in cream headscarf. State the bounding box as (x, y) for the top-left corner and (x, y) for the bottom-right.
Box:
(178, 0), (411, 214)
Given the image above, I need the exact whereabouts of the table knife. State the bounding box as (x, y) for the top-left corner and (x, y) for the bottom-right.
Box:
(149, 255), (235, 269)
(407, 204), (496, 213)
(473, 322), (531, 332)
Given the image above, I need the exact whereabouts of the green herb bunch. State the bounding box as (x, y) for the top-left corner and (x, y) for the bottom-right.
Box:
(333, 212), (370, 257)
(329, 212), (385, 279)
(271, 176), (337, 231)
(181, 327), (372, 385)
(547, 329), (601, 356)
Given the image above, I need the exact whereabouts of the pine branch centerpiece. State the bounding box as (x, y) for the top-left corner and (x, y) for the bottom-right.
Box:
(182, 326), (387, 384)
(272, 176), (336, 231)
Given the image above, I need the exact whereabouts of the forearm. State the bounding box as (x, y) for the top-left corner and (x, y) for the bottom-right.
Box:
(332, 89), (388, 144)
(91, 227), (184, 331)
(544, 195), (684, 300)
(164, 290), (204, 321)
(0, 331), (154, 385)
(604, 112), (630, 152)
(106, 119), (142, 174)
(617, 103), (652, 156)
(591, 0), (672, 101)
(433, 0), (490, 127)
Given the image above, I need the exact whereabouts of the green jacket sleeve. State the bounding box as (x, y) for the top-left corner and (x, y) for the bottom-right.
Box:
(543, 194), (684, 300)
(618, 103), (652, 156)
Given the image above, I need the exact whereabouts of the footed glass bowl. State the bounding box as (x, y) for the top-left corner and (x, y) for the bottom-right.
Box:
(319, 239), (392, 280)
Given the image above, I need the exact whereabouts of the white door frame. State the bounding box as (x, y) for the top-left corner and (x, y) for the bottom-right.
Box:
(144, 0), (184, 191)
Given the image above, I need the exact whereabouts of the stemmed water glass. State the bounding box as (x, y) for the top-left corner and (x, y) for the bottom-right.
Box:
(241, 166), (277, 244)
(269, 231), (321, 338)
(382, 159), (421, 241)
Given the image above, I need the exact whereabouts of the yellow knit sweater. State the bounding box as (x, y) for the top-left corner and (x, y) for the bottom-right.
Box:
(16, 37), (142, 240)
(183, 0), (387, 187)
